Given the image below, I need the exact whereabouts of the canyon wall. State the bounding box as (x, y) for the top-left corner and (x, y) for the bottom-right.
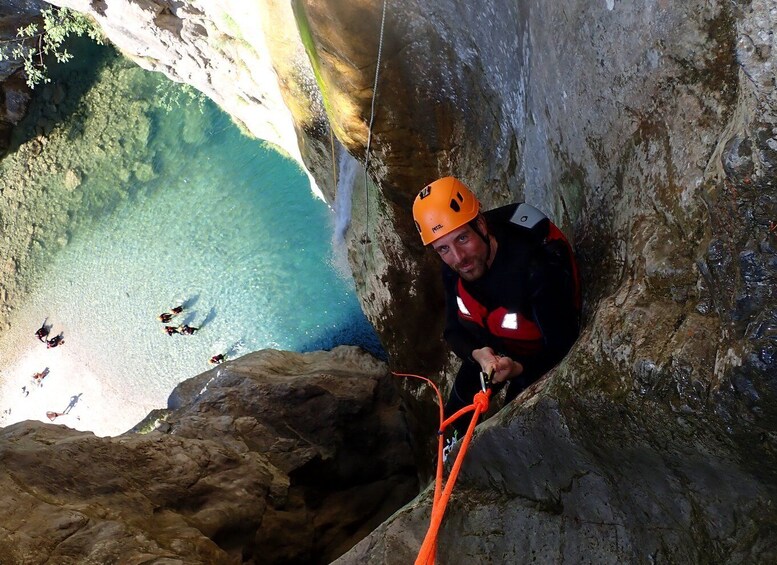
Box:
(3, 0), (775, 561)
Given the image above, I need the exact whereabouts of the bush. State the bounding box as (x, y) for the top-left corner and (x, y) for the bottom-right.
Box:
(0, 6), (104, 88)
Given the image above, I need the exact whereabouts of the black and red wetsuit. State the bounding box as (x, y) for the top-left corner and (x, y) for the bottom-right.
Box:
(442, 203), (581, 436)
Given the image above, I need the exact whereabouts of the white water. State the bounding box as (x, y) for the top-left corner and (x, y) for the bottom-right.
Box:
(331, 147), (361, 278)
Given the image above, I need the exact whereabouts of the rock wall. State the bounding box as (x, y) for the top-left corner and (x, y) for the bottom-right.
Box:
(317, 0), (777, 561)
(0, 347), (417, 564)
(3, 0), (776, 562)
(281, 0), (777, 561)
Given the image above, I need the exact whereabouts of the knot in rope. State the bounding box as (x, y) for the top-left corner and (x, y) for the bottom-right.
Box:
(393, 371), (493, 565)
(473, 390), (490, 413)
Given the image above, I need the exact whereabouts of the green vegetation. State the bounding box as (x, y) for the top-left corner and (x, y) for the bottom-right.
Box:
(291, 1), (332, 116)
(218, 11), (242, 39)
(0, 7), (104, 88)
(155, 81), (206, 114)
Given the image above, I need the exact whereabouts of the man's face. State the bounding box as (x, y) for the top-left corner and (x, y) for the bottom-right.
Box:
(431, 221), (490, 281)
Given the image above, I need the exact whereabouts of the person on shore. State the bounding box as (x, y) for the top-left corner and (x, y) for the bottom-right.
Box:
(412, 177), (581, 442)
(209, 353), (225, 365)
(46, 333), (64, 349)
(179, 324), (199, 335)
(164, 325), (180, 336)
(35, 320), (50, 342)
(33, 368), (49, 383)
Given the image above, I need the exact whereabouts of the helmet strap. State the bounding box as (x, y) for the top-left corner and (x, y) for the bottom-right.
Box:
(469, 216), (494, 270)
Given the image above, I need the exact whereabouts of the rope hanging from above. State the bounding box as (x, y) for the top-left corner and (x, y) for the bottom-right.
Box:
(361, 0), (388, 256)
(326, 0), (388, 283)
(365, 0), (388, 174)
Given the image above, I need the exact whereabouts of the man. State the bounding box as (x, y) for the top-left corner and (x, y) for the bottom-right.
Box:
(412, 176), (581, 439)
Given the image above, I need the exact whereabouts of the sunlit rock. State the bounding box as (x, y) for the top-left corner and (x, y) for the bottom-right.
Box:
(47, 0), (322, 195)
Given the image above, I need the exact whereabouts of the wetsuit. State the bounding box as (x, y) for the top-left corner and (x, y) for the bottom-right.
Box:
(442, 203), (581, 436)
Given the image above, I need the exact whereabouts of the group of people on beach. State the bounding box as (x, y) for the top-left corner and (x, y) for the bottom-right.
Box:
(7, 320), (85, 424)
(29, 321), (61, 391)
(35, 320), (64, 349)
(6, 304), (228, 429)
(157, 303), (225, 365)
(13, 304), (227, 426)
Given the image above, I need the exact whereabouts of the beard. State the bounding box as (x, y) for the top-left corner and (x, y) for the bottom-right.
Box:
(455, 254), (488, 281)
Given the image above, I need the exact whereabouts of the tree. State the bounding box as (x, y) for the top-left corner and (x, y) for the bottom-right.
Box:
(0, 6), (104, 88)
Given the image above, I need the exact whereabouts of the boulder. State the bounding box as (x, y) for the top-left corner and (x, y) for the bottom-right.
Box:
(0, 347), (418, 564)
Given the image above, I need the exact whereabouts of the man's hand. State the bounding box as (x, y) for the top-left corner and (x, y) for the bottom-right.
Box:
(471, 347), (524, 384)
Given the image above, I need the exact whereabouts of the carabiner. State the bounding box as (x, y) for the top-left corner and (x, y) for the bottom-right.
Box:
(479, 368), (495, 392)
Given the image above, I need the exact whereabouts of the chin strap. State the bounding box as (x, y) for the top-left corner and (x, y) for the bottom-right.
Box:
(469, 219), (494, 273)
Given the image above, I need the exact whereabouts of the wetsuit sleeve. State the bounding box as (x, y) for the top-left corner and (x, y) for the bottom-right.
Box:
(441, 267), (483, 361)
(517, 249), (580, 378)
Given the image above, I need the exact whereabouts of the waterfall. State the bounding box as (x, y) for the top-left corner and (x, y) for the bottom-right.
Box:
(331, 147), (360, 278)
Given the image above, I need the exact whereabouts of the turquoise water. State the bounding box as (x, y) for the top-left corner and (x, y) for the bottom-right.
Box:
(47, 108), (380, 355)
(0, 44), (381, 435)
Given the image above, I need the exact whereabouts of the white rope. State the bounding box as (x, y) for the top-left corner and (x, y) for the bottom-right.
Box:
(361, 0), (388, 253)
(364, 0), (388, 173)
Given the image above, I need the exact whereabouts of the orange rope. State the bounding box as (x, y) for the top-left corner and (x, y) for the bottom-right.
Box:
(392, 371), (491, 565)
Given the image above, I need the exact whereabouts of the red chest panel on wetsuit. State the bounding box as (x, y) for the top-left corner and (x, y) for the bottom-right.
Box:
(456, 279), (543, 355)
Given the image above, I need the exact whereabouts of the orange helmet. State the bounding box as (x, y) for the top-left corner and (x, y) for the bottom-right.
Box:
(412, 177), (480, 245)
